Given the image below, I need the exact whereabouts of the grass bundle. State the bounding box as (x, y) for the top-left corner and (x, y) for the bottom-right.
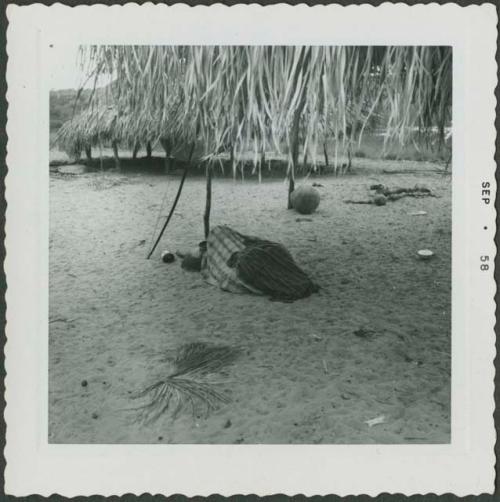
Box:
(132, 342), (241, 423)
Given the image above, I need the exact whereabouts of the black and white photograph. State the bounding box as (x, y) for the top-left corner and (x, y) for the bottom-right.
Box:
(4, 3), (496, 496)
(48, 44), (453, 444)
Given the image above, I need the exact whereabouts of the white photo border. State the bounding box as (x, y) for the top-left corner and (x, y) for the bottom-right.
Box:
(4, 3), (498, 497)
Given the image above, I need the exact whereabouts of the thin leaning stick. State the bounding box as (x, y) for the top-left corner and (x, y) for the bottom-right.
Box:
(147, 142), (195, 259)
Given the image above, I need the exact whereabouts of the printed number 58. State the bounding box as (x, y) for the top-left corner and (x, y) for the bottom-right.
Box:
(480, 255), (489, 271)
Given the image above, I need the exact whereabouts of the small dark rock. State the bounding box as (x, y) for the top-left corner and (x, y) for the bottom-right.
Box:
(414, 184), (430, 192)
(354, 327), (375, 339)
(224, 419), (232, 429)
(373, 194), (387, 206)
(158, 436), (163, 441)
(81, 380), (88, 387)
(340, 278), (350, 285)
(91, 412), (99, 419)
(162, 252), (176, 264)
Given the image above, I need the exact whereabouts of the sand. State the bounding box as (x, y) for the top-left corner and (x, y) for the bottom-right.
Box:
(49, 160), (451, 444)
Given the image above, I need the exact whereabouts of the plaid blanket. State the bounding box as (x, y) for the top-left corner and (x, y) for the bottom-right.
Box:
(201, 225), (318, 301)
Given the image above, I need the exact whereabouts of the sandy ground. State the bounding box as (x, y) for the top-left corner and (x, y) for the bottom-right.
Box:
(49, 159), (451, 444)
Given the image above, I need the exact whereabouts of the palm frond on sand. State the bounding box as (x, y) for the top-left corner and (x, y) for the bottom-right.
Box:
(132, 342), (241, 423)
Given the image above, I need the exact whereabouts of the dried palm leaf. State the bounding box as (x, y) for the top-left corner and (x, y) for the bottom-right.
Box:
(132, 342), (241, 424)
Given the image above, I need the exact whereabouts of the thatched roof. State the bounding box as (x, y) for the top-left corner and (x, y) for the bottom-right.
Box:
(56, 75), (186, 158)
(63, 46), (452, 169)
(56, 105), (119, 156)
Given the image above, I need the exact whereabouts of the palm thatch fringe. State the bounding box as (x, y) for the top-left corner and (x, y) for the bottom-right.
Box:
(72, 46), (450, 174)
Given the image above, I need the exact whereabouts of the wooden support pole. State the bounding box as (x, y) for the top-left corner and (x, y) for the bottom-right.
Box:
(258, 149), (265, 183)
(167, 154), (174, 174)
(287, 47), (310, 208)
(147, 142), (195, 260)
(323, 141), (329, 173)
(230, 144), (235, 180)
(160, 138), (172, 173)
(146, 141), (152, 159)
(346, 145), (352, 173)
(132, 142), (140, 160)
(204, 163), (213, 240)
(112, 140), (120, 169)
(98, 138), (104, 172)
(288, 113), (300, 209)
(288, 167), (296, 208)
(85, 145), (92, 161)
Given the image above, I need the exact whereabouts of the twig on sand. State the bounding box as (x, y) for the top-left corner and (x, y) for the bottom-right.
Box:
(344, 200), (373, 204)
(382, 169), (450, 175)
(49, 317), (75, 324)
(364, 415), (386, 427)
(322, 359), (329, 374)
(345, 184), (437, 205)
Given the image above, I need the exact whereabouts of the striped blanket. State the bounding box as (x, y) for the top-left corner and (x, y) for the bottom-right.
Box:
(201, 225), (319, 301)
